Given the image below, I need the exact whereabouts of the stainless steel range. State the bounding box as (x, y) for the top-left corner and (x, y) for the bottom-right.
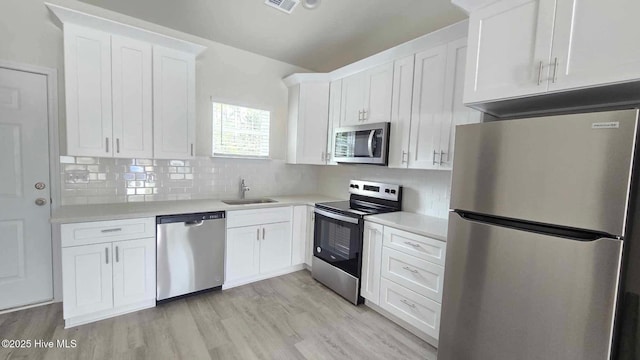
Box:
(313, 180), (402, 304)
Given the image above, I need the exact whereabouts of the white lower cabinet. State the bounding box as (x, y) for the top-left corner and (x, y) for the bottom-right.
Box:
(362, 220), (446, 345)
(61, 218), (156, 328)
(291, 205), (308, 266)
(361, 222), (383, 304)
(305, 205), (315, 267)
(225, 207), (297, 288)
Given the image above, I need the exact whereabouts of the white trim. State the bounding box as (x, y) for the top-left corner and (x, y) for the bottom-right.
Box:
(282, 73), (330, 87)
(45, 3), (206, 56)
(0, 59), (62, 303)
(0, 301), (55, 316)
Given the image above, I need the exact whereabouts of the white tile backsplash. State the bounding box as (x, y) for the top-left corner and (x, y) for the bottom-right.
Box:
(60, 157), (452, 218)
(316, 165), (452, 219)
(60, 156), (319, 205)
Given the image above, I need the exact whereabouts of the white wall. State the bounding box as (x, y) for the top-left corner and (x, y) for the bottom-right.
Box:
(317, 166), (452, 218)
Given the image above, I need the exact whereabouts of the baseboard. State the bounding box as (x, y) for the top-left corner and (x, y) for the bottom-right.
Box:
(365, 300), (438, 347)
(222, 264), (305, 290)
(64, 299), (155, 328)
(0, 300), (55, 315)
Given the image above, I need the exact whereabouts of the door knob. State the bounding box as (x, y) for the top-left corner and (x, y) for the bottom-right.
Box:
(35, 198), (48, 206)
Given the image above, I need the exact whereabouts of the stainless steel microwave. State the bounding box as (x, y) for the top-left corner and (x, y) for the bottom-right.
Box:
(332, 122), (390, 165)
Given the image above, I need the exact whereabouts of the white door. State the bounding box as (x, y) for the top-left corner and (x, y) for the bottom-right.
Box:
(463, 0), (556, 104)
(361, 222), (383, 305)
(291, 206), (307, 266)
(0, 67), (53, 310)
(364, 62), (393, 123)
(153, 46), (196, 159)
(63, 24), (113, 157)
(408, 45), (448, 170)
(388, 55), (415, 169)
(441, 38), (482, 170)
(297, 82), (330, 165)
(111, 35), (153, 159)
(340, 72), (365, 127)
(112, 238), (155, 307)
(326, 80), (342, 165)
(259, 222), (292, 274)
(226, 226), (260, 282)
(62, 243), (113, 318)
(549, 0), (640, 91)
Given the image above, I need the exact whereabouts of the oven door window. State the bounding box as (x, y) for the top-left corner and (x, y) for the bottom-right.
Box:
(313, 211), (362, 277)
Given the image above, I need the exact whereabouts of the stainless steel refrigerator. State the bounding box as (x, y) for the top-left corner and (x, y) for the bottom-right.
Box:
(439, 109), (639, 360)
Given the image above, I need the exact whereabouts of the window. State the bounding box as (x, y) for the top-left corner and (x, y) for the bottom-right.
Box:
(212, 102), (270, 158)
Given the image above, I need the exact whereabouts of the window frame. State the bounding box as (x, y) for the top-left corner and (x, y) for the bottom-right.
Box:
(211, 100), (272, 160)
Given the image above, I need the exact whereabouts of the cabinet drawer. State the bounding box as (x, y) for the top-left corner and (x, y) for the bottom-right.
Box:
(227, 207), (292, 228)
(382, 247), (444, 303)
(61, 218), (155, 247)
(383, 226), (446, 265)
(379, 278), (441, 339)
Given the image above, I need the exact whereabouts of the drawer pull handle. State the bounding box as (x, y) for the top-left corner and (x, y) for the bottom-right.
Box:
(403, 266), (419, 274)
(403, 241), (420, 248)
(101, 228), (122, 233)
(401, 299), (416, 309)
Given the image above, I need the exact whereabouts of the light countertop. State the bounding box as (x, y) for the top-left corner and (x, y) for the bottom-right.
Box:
(365, 211), (448, 241)
(51, 195), (342, 224)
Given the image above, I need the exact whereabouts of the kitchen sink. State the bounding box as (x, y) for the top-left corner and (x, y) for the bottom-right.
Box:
(222, 198), (278, 205)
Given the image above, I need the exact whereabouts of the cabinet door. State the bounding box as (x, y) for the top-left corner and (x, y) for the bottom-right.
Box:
(305, 206), (315, 267)
(340, 72), (365, 127)
(463, 0), (556, 104)
(388, 56), (415, 169)
(408, 45), (448, 170)
(153, 46), (196, 159)
(326, 80), (342, 165)
(440, 39), (482, 170)
(111, 36), (153, 159)
(62, 243), (113, 319)
(364, 62), (393, 123)
(226, 226), (260, 282)
(550, 0), (640, 91)
(259, 222), (292, 274)
(291, 206), (307, 266)
(112, 238), (155, 307)
(64, 24), (113, 157)
(297, 82), (330, 165)
(361, 222), (383, 305)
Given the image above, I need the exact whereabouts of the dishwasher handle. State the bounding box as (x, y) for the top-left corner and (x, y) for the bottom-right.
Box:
(185, 220), (204, 227)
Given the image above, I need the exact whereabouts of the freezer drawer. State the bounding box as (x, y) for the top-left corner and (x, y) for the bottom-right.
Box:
(438, 212), (623, 360)
(450, 109), (638, 236)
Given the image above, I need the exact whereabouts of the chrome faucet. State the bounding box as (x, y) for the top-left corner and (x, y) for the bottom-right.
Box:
(240, 178), (250, 199)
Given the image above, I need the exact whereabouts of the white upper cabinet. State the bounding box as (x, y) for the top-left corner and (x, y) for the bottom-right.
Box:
(286, 81), (330, 165)
(408, 45), (448, 170)
(441, 38), (482, 169)
(388, 55), (415, 169)
(340, 63), (393, 126)
(153, 46), (196, 159)
(326, 80), (342, 165)
(465, 0), (640, 105)
(64, 24), (113, 157)
(51, 6), (204, 159)
(111, 36), (153, 159)
(549, 0), (640, 91)
(464, 0), (555, 104)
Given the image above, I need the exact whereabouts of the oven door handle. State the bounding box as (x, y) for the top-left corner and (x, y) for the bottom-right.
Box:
(314, 208), (359, 224)
(367, 130), (375, 157)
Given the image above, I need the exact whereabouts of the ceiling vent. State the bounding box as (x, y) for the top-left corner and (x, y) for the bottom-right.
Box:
(265, 0), (300, 14)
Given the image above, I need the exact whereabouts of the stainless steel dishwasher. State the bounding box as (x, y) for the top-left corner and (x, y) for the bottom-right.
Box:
(156, 211), (225, 301)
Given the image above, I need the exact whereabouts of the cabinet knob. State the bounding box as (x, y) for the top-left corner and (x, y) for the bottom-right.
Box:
(35, 198), (48, 206)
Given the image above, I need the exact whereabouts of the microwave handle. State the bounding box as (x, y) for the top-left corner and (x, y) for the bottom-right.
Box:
(367, 130), (375, 157)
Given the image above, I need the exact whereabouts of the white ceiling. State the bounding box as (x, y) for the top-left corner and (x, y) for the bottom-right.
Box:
(77, 0), (467, 72)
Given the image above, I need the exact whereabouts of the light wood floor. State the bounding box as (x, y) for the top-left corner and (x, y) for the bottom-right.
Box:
(0, 270), (436, 360)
